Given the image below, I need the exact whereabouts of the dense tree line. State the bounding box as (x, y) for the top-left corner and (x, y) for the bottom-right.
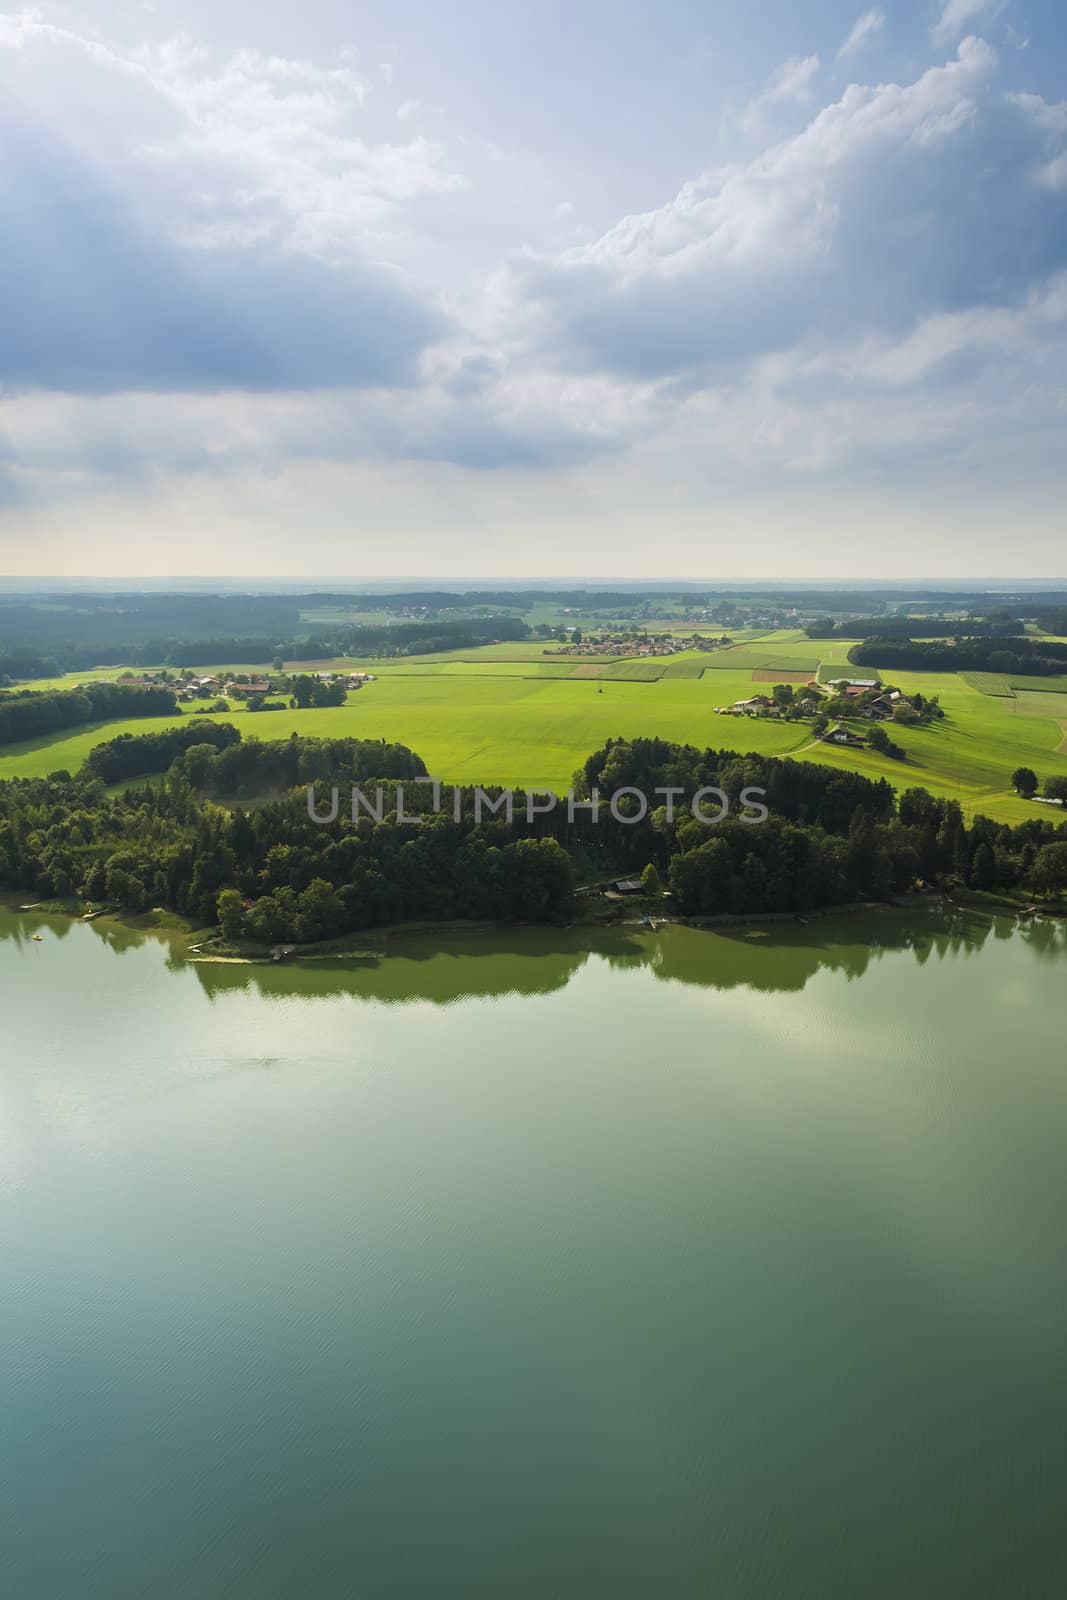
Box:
(577, 736), (896, 833)
(571, 739), (1067, 913)
(326, 617), (530, 656)
(169, 733), (426, 798)
(0, 607), (531, 679)
(0, 647), (66, 682)
(808, 617), (1021, 640)
(8, 585), (1067, 681)
(0, 682), (179, 746)
(849, 637), (1067, 676)
(167, 617), (531, 667)
(82, 720), (241, 783)
(0, 764), (572, 935)
(2, 734), (1065, 941)
(0, 595), (303, 672)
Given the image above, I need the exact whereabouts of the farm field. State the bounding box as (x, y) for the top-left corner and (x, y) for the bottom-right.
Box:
(5, 632), (1067, 821)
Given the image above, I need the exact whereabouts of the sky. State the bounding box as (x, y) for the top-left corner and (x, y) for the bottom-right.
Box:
(1, 0), (1066, 580)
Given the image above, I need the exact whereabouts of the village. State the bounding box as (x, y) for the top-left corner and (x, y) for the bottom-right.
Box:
(101, 667), (376, 704)
(546, 631), (734, 659)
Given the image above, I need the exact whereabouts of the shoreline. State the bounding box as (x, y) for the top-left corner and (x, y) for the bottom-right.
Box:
(4, 885), (1061, 968)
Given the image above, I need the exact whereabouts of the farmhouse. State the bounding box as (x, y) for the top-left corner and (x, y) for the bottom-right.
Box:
(824, 724), (865, 748)
(862, 694), (897, 721)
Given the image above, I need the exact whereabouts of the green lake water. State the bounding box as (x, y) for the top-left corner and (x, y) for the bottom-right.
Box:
(1, 903), (1066, 1597)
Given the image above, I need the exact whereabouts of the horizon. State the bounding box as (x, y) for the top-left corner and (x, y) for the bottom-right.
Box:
(4, 576), (1067, 596)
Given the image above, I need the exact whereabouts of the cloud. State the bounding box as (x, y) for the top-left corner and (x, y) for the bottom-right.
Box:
(440, 33), (1067, 502)
(2, 6), (1067, 520)
(0, 124), (447, 393)
(0, 365), (636, 479)
(793, 273), (1067, 388)
(837, 9), (885, 60)
(735, 54), (821, 137)
(1008, 92), (1067, 188)
(498, 40), (1015, 383)
(931, 0), (1001, 48)
(0, 12), (466, 260)
(1009, 92), (1067, 137)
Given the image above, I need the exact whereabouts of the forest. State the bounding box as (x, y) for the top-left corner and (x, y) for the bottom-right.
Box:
(807, 617), (1020, 640)
(0, 681), (179, 746)
(7, 583), (1067, 682)
(0, 593), (532, 680)
(848, 637), (1067, 676)
(2, 732), (1065, 943)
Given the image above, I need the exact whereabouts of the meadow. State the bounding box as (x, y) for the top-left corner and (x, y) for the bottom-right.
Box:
(4, 631), (1067, 823)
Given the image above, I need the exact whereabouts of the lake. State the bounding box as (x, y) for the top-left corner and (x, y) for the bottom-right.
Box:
(2, 903), (1066, 1597)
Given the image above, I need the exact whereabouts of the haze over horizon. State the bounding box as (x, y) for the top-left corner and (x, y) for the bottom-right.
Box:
(3, 0), (1067, 578)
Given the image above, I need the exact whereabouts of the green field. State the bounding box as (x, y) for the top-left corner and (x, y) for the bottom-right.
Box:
(5, 631), (1067, 822)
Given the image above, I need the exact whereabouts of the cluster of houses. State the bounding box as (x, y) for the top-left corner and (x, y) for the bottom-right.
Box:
(180, 670), (376, 702)
(717, 676), (914, 743)
(825, 679), (903, 720)
(717, 684), (821, 717)
(547, 633), (733, 660)
(821, 680), (913, 746)
(103, 668), (375, 703)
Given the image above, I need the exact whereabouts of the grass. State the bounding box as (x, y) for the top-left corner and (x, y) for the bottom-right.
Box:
(962, 673), (1015, 697)
(6, 632), (1067, 823)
